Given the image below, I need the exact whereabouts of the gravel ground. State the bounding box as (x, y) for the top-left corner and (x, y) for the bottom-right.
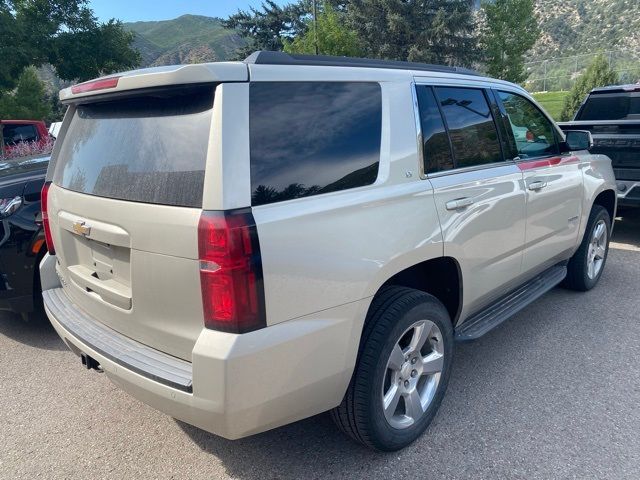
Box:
(1, 211), (639, 480)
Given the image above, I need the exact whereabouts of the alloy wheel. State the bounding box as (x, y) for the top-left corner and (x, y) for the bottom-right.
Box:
(587, 219), (607, 280)
(381, 320), (444, 429)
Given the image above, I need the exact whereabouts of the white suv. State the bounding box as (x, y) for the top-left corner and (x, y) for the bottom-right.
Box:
(40, 52), (617, 451)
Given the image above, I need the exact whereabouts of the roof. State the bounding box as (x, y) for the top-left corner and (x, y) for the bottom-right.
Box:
(590, 84), (640, 94)
(244, 51), (480, 76)
(59, 51), (510, 102)
(1, 120), (46, 125)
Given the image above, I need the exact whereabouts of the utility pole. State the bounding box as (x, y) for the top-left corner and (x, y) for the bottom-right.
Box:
(313, 0), (319, 55)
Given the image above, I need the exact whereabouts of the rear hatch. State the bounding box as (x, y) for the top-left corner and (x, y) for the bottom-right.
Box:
(48, 85), (216, 361)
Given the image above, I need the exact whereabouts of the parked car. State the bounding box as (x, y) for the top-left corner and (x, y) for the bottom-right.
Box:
(1, 120), (50, 157)
(48, 122), (62, 140)
(40, 52), (616, 451)
(0, 154), (49, 319)
(559, 84), (640, 207)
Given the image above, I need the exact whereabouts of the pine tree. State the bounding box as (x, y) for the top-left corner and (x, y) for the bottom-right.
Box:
(560, 55), (619, 121)
(223, 0), (309, 60)
(0, 67), (52, 120)
(341, 0), (479, 66)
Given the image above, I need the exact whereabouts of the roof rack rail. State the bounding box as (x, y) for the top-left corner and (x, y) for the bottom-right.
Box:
(244, 51), (480, 76)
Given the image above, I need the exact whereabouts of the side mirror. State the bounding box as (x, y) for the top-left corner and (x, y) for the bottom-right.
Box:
(562, 130), (593, 152)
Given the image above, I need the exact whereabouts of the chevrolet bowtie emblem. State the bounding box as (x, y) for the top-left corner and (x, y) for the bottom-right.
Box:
(73, 220), (91, 236)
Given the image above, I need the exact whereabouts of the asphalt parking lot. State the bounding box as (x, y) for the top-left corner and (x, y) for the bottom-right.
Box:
(1, 211), (639, 480)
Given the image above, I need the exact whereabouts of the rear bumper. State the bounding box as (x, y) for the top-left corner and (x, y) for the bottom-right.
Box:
(616, 180), (640, 207)
(43, 273), (366, 439)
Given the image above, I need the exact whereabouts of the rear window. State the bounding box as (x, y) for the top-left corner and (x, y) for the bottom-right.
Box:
(53, 86), (214, 207)
(249, 82), (382, 206)
(3, 124), (38, 145)
(578, 93), (640, 120)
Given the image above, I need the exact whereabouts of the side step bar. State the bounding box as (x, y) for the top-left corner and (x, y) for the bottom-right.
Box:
(455, 265), (567, 342)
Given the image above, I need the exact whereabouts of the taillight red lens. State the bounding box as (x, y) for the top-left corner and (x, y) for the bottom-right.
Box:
(198, 210), (265, 333)
(71, 77), (120, 94)
(40, 181), (55, 255)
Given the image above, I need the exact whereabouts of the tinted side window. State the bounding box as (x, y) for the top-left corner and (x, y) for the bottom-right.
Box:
(434, 87), (503, 168)
(250, 82), (381, 206)
(3, 124), (38, 144)
(497, 91), (558, 158)
(416, 86), (454, 173)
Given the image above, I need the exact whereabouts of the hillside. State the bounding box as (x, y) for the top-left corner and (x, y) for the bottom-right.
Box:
(522, 0), (640, 90)
(124, 15), (244, 67)
(123, 3), (640, 69)
(532, 0), (640, 59)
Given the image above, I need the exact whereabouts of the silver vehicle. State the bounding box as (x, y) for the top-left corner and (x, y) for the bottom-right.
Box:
(40, 52), (616, 451)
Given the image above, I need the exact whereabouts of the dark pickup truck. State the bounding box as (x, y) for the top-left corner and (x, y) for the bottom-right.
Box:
(559, 84), (640, 207)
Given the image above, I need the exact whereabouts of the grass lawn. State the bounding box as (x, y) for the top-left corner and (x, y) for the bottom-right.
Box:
(531, 91), (570, 121)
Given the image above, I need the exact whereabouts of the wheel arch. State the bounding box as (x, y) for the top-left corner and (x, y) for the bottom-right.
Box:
(592, 189), (616, 226)
(368, 256), (463, 326)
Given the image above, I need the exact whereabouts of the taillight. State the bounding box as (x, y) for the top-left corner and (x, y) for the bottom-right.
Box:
(71, 76), (120, 94)
(41, 181), (55, 255)
(198, 209), (266, 333)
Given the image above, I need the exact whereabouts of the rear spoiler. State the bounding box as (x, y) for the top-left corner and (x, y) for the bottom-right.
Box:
(60, 62), (247, 103)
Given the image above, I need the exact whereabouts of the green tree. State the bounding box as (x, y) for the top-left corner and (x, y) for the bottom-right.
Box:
(223, 0), (309, 59)
(0, 0), (140, 93)
(481, 0), (539, 83)
(339, 0), (479, 65)
(560, 54), (619, 121)
(0, 67), (51, 120)
(284, 3), (362, 56)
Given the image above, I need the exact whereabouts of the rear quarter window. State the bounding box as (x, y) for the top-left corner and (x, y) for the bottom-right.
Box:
(53, 86), (214, 207)
(249, 82), (382, 206)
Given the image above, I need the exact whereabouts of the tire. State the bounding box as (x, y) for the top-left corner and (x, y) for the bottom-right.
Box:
(563, 205), (611, 291)
(331, 286), (454, 451)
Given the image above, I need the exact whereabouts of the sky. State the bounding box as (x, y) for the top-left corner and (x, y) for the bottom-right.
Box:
(90, 0), (287, 23)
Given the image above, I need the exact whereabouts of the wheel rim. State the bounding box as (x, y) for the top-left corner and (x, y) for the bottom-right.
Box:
(381, 319), (444, 429)
(587, 219), (607, 280)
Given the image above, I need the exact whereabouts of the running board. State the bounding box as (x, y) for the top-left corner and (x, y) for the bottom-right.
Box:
(454, 265), (567, 342)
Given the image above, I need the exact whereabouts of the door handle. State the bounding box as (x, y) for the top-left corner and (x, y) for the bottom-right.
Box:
(528, 181), (547, 191)
(446, 197), (475, 211)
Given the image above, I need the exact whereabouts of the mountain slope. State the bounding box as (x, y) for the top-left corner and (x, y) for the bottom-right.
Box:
(532, 0), (640, 58)
(124, 15), (244, 67)
(122, 3), (640, 68)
